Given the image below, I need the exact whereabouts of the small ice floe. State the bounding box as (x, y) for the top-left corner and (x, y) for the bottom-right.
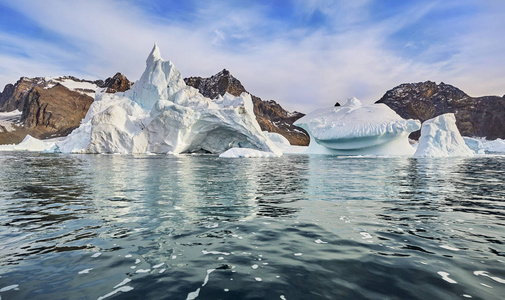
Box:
(97, 286), (134, 300)
(218, 257), (224, 260)
(480, 283), (493, 288)
(202, 250), (230, 256)
(294, 253), (303, 256)
(251, 264), (259, 270)
(462, 294), (472, 298)
(224, 289), (229, 292)
(113, 278), (132, 289)
(135, 269), (151, 274)
(172, 255), (177, 260)
(130, 266), (137, 269)
(125, 254), (132, 258)
(153, 263), (164, 269)
(440, 245), (460, 251)
(315, 239), (327, 244)
(78, 268), (93, 274)
(205, 223), (219, 228)
(91, 252), (102, 258)
(159, 269), (166, 274)
(474, 271), (505, 283)
(437, 271), (457, 284)
(135, 259), (141, 264)
(0, 284), (19, 292)
(255, 277), (262, 282)
(280, 295), (287, 300)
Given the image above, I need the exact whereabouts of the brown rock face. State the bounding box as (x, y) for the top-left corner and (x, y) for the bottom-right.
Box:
(185, 70), (309, 145)
(376, 81), (505, 139)
(101, 72), (132, 93)
(21, 84), (93, 138)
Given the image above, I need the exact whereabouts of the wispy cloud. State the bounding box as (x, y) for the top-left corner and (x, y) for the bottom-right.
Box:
(0, 0), (503, 112)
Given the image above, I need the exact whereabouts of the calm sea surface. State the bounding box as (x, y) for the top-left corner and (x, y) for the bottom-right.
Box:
(0, 152), (504, 300)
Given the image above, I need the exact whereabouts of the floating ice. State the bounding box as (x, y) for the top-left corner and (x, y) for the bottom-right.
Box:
(294, 253), (303, 256)
(464, 137), (505, 154)
(252, 264), (259, 269)
(219, 147), (280, 158)
(91, 252), (102, 258)
(255, 277), (262, 282)
(315, 239), (327, 244)
(414, 114), (474, 157)
(0, 135), (56, 152)
(295, 98), (420, 156)
(55, 43), (281, 156)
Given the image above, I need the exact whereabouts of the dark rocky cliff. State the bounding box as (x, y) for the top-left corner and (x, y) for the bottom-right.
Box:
(0, 74), (131, 143)
(376, 81), (505, 139)
(185, 69), (309, 145)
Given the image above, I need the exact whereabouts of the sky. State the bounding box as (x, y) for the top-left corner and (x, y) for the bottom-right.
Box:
(0, 0), (504, 112)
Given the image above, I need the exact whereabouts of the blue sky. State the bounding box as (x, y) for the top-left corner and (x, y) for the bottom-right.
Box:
(0, 0), (504, 112)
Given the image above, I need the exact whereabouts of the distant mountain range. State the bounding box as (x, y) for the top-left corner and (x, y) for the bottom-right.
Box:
(1, 71), (504, 146)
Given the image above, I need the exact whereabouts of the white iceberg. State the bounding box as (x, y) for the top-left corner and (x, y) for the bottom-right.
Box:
(0, 134), (56, 152)
(414, 113), (474, 157)
(464, 137), (505, 154)
(56, 43), (281, 155)
(294, 98), (421, 156)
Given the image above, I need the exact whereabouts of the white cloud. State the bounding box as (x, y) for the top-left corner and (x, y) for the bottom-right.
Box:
(0, 0), (504, 113)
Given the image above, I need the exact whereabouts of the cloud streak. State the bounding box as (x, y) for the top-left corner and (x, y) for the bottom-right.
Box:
(0, 0), (503, 113)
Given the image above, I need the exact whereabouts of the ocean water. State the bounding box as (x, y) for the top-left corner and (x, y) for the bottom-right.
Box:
(0, 152), (504, 300)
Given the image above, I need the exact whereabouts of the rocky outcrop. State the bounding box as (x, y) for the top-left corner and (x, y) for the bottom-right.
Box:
(185, 70), (309, 145)
(21, 84), (93, 138)
(100, 72), (132, 93)
(376, 81), (505, 140)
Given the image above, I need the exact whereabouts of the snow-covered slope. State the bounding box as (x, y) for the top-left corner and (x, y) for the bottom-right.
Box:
(294, 98), (421, 155)
(57, 44), (280, 155)
(414, 113), (474, 157)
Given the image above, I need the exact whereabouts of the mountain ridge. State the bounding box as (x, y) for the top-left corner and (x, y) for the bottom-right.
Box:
(376, 81), (505, 139)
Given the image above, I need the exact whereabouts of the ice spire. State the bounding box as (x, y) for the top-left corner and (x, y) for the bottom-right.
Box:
(146, 42), (162, 65)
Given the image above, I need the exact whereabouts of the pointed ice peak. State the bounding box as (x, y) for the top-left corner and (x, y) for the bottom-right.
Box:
(147, 42), (163, 64)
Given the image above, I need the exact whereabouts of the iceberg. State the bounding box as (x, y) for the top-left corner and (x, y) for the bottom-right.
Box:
(56, 44), (281, 155)
(0, 134), (56, 152)
(464, 137), (505, 154)
(414, 113), (474, 157)
(294, 98), (421, 156)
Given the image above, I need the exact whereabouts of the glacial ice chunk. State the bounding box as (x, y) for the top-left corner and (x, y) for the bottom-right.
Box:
(294, 97), (420, 156)
(414, 113), (474, 157)
(55, 43), (280, 155)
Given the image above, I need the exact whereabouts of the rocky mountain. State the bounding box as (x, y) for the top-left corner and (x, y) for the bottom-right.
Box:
(184, 69), (309, 145)
(376, 81), (505, 140)
(0, 74), (132, 144)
